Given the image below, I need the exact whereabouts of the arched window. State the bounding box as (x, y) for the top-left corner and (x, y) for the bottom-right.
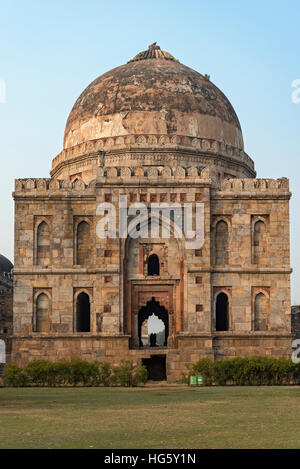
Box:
(0, 339), (5, 364)
(253, 220), (266, 264)
(216, 292), (229, 331)
(36, 293), (51, 332)
(76, 292), (90, 332)
(254, 293), (268, 331)
(76, 221), (91, 265)
(138, 298), (168, 347)
(215, 220), (228, 265)
(147, 254), (160, 276)
(36, 221), (50, 266)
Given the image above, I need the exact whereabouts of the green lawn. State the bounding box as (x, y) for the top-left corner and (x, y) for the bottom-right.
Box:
(0, 386), (299, 449)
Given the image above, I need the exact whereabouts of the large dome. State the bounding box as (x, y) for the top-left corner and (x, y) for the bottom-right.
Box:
(51, 44), (255, 181)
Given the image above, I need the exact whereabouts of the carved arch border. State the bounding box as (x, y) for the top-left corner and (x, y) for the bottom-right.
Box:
(32, 288), (52, 333)
(73, 287), (93, 333)
(213, 286), (232, 332)
(73, 216), (94, 266)
(251, 286), (270, 331)
(212, 215), (232, 266)
(33, 216), (53, 265)
(121, 214), (185, 335)
(251, 214), (269, 265)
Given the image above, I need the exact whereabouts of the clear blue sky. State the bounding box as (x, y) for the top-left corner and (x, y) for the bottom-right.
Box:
(1, 0), (299, 301)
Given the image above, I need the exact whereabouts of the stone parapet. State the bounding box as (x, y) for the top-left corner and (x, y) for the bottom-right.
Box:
(216, 177), (290, 198)
(14, 171), (291, 198)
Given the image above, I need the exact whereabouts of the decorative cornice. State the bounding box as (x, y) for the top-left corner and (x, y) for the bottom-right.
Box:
(178, 332), (292, 338)
(51, 134), (254, 174)
(188, 267), (292, 274)
(13, 268), (120, 275)
(12, 334), (131, 340)
(14, 170), (289, 207)
(13, 266), (292, 275)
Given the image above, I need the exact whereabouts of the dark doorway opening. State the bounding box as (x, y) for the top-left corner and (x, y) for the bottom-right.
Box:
(138, 298), (168, 347)
(76, 292), (91, 332)
(142, 355), (166, 381)
(147, 254), (160, 276)
(216, 292), (229, 331)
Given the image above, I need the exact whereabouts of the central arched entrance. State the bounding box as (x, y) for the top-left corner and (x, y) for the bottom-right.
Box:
(138, 298), (169, 348)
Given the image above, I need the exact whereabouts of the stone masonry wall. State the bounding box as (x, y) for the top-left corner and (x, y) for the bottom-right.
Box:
(12, 167), (292, 380)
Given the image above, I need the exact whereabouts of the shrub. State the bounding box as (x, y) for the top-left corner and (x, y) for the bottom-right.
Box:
(69, 359), (99, 386)
(113, 360), (135, 387)
(113, 360), (148, 387)
(185, 357), (300, 386)
(4, 364), (28, 387)
(5, 357), (300, 387)
(24, 360), (74, 387)
(133, 363), (148, 386)
(97, 362), (113, 387)
(50, 362), (71, 386)
(6, 359), (117, 387)
(190, 357), (214, 385)
(24, 360), (53, 386)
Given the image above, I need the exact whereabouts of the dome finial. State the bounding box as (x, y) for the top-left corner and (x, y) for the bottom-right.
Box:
(128, 44), (178, 63)
(148, 42), (160, 50)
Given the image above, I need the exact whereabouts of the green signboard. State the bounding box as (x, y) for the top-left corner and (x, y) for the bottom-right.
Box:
(190, 375), (197, 386)
(190, 375), (205, 386)
(197, 375), (205, 386)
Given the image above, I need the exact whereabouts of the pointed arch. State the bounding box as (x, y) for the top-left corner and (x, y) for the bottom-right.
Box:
(138, 298), (169, 347)
(35, 292), (51, 332)
(75, 291), (91, 332)
(36, 220), (51, 266)
(253, 220), (266, 264)
(76, 220), (91, 265)
(215, 220), (229, 265)
(254, 292), (268, 331)
(123, 214), (184, 278)
(122, 215), (184, 340)
(216, 292), (229, 331)
(127, 209), (184, 241)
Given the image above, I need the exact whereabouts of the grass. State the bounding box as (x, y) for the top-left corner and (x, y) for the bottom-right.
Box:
(0, 385), (300, 449)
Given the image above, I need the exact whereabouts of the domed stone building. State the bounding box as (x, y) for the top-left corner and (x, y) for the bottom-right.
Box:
(12, 44), (292, 380)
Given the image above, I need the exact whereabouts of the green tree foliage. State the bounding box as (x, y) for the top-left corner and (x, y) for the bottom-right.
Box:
(183, 357), (300, 386)
(4, 364), (28, 387)
(4, 359), (147, 387)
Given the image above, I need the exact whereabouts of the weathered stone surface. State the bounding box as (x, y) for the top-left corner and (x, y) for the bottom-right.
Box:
(51, 44), (254, 183)
(11, 45), (293, 382)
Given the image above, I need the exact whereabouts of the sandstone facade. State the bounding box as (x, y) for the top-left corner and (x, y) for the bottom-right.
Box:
(12, 45), (292, 381)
